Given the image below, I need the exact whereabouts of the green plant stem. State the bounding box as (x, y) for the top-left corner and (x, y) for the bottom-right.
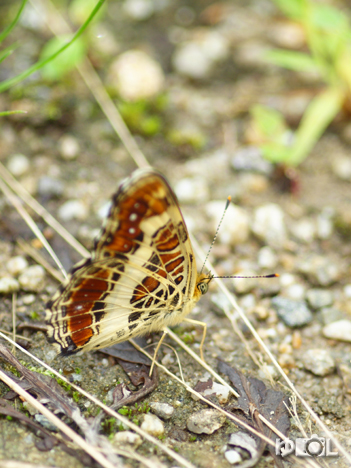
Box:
(0, 0), (106, 94)
(0, 0), (27, 45)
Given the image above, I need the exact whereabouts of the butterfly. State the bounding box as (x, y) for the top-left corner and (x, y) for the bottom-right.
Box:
(46, 169), (212, 357)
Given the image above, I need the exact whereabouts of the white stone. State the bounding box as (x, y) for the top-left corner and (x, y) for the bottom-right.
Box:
(187, 409), (225, 434)
(257, 246), (278, 269)
(149, 402), (174, 420)
(252, 204), (287, 248)
(140, 414), (164, 437)
(332, 156), (351, 180)
(7, 154), (30, 176)
(123, 0), (154, 20)
(205, 202), (249, 246)
(284, 284), (306, 300)
(58, 200), (88, 221)
(109, 50), (165, 101)
(323, 320), (351, 343)
(7, 256), (28, 276)
(174, 177), (209, 203)
(0, 277), (20, 294)
(302, 349), (335, 376)
(173, 31), (229, 79)
(18, 265), (45, 292)
(59, 135), (80, 160)
(225, 450), (242, 464)
(290, 218), (316, 243)
(114, 430), (142, 446)
(233, 271), (257, 295)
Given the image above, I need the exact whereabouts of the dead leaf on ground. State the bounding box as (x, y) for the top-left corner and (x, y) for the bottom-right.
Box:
(218, 360), (290, 468)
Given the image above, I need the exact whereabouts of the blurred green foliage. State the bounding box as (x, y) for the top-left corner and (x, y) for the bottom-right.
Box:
(252, 0), (351, 166)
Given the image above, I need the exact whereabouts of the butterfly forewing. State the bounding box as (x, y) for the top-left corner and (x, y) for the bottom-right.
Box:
(46, 169), (199, 355)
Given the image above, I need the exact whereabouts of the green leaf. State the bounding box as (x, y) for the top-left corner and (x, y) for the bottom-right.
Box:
(40, 35), (87, 81)
(271, 0), (306, 20)
(250, 104), (287, 139)
(286, 87), (344, 166)
(265, 49), (319, 73)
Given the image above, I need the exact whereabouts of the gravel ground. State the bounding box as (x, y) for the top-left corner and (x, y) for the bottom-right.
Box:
(0, 0), (351, 467)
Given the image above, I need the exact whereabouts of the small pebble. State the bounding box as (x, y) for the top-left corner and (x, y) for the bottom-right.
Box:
(284, 284), (306, 301)
(331, 156), (351, 180)
(302, 349), (335, 376)
(258, 364), (278, 380)
(224, 450), (242, 464)
(290, 218), (316, 243)
(292, 331), (302, 349)
(174, 177), (210, 203)
(206, 202), (250, 246)
(344, 284), (351, 298)
(114, 430), (142, 447)
(251, 204), (287, 248)
(323, 320), (351, 343)
(22, 294), (36, 305)
(172, 31), (229, 79)
(257, 246), (278, 269)
(109, 50), (165, 101)
(37, 176), (64, 198)
(7, 256), (28, 276)
(271, 297), (313, 327)
(231, 146), (273, 175)
(18, 265), (45, 292)
(187, 409), (225, 434)
(140, 414), (164, 437)
(306, 289), (333, 309)
(58, 200), (88, 221)
(123, 0), (154, 20)
(316, 208), (334, 240)
(59, 135), (80, 160)
(0, 277), (20, 294)
(149, 402), (174, 420)
(298, 256), (341, 286)
(7, 153), (30, 176)
(233, 272), (258, 294)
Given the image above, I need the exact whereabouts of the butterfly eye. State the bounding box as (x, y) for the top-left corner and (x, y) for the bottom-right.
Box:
(197, 282), (208, 295)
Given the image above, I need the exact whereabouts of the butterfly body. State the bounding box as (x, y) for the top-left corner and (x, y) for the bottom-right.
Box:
(46, 169), (211, 355)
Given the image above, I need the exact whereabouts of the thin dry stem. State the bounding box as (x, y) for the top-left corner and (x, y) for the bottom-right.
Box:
(0, 333), (197, 468)
(0, 368), (120, 468)
(0, 175), (67, 280)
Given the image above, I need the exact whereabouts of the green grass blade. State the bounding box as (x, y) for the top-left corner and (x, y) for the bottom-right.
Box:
(0, 110), (27, 117)
(0, 0), (27, 44)
(0, 0), (105, 94)
(286, 87), (343, 166)
(265, 49), (319, 73)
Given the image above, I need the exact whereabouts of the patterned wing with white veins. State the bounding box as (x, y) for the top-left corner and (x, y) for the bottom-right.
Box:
(46, 169), (200, 355)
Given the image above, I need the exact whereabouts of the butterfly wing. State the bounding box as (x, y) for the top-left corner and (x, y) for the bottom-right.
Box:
(46, 169), (198, 355)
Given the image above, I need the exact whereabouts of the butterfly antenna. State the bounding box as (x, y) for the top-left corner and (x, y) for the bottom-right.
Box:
(200, 196), (231, 275)
(212, 273), (279, 279)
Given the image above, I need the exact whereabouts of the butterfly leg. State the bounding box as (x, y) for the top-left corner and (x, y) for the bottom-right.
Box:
(149, 329), (167, 377)
(183, 318), (207, 361)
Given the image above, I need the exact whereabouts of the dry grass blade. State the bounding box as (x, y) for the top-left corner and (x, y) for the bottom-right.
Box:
(17, 238), (65, 283)
(0, 162), (89, 260)
(0, 174), (67, 280)
(30, 0), (150, 170)
(192, 236), (351, 464)
(0, 368), (119, 468)
(0, 333), (198, 468)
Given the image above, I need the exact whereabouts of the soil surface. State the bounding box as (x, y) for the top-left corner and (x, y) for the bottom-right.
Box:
(0, 1), (351, 467)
